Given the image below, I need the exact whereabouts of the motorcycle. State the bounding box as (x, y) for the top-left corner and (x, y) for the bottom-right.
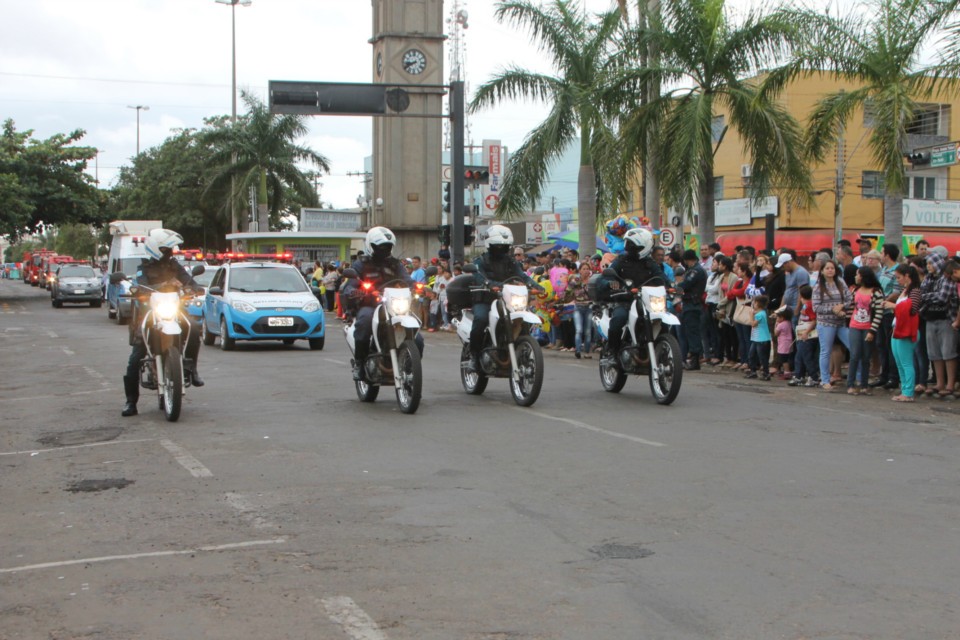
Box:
(342, 269), (424, 414)
(452, 265), (544, 407)
(591, 270), (683, 405)
(110, 269), (204, 422)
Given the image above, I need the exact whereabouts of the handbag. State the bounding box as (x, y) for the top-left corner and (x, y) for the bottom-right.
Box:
(733, 300), (754, 326)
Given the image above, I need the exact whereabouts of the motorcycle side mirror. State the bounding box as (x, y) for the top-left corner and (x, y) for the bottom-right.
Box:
(602, 268), (618, 279)
(423, 266), (438, 278)
(109, 272), (127, 284)
(342, 268), (359, 279)
(191, 265), (205, 276)
(462, 264), (478, 273)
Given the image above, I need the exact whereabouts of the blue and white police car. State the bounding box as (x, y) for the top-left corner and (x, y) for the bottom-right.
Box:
(201, 257), (325, 350)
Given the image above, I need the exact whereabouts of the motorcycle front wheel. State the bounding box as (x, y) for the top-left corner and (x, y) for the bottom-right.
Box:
(509, 335), (543, 407)
(648, 333), (682, 405)
(162, 346), (183, 422)
(459, 343), (488, 395)
(394, 340), (422, 414)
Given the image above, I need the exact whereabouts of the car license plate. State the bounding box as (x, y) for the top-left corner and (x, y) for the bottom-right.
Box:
(74, 289), (85, 294)
(268, 317), (294, 327)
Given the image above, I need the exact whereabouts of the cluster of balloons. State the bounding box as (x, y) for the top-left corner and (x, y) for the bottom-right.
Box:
(603, 214), (657, 255)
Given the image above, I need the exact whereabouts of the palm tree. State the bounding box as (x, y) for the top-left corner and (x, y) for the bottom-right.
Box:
(202, 91), (330, 233)
(469, 0), (624, 257)
(798, 0), (956, 251)
(612, 0), (812, 245)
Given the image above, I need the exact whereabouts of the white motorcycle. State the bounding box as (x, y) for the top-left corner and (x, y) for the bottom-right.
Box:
(342, 270), (424, 414)
(111, 270), (204, 422)
(452, 265), (544, 407)
(592, 270), (683, 405)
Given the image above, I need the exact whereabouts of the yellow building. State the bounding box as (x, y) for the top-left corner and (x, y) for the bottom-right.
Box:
(632, 72), (960, 254)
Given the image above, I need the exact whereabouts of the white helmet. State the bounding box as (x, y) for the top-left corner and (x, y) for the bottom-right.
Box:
(363, 226), (396, 256)
(144, 228), (183, 260)
(484, 224), (513, 249)
(623, 227), (654, 259)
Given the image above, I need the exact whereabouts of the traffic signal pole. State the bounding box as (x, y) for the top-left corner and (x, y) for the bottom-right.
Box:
(451, 81), (466, 265)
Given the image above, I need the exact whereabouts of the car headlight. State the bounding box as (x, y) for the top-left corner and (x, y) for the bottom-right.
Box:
(389, 297), (411, 316)
(507, 293), (529, 312)
(191, 299), (203, 308)
(154, 300), (179, 320)
(231, 300), (256, 313)
(301, 301), (320, 313)
(648, 295), (667, 313)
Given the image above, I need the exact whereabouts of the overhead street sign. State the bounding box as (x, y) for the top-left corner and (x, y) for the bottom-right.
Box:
(929, 142), (960, 168)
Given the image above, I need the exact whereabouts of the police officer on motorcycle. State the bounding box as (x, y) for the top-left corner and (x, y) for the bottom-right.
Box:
(466, 225), (542, 371)
(121, 228), (204, 417)
(343, 226), (423, 382)
(595, 227), (665, 364)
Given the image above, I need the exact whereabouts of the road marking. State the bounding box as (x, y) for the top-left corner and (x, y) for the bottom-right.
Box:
(0, 388), (111, 403)
(505, 404), (666, 447)
(323, 358), (348, 365)
(0, 438), (158, 457)
(321, 596), (389, 640)
(159, 439), (213, 478)
(0, 538), (287, 574)
(61, 346), (75, 356)
(224, 492), (276, 530)
(47, 330), (59, 339)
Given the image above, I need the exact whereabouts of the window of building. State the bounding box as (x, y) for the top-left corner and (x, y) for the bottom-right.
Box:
(906, 104), (948, 136)
(711, 115), (725, 143)
(861, 171), (885, 199)
(910, 175), (938, 200)
(713, 176), (724, 201)
(863, 99), (876, 127)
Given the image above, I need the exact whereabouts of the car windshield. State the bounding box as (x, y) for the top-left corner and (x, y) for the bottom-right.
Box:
(117, 257), (143, 277)
(193, 269), (215, 287)
(228, 267), (308, 293)
(60, 266), (96, 278)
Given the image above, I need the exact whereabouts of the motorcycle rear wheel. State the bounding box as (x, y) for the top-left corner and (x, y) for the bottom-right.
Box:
(599, 348), (628, 393)
(459, 343), (488, 395)
(648, 333), (682, 405)
(395, 340), (422, 414)
(355, 353), (380, 403)
(509, 335), (543, 407)
(162, 346), (183, 422)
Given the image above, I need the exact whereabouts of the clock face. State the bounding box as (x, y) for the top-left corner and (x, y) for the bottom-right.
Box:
(401, 49), (427, 75)
(376, 52), (383, 78)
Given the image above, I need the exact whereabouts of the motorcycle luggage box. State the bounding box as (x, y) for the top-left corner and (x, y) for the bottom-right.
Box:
(445, 274), (477, 315)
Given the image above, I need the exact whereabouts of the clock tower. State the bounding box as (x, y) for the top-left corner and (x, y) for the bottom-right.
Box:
(371, 0), (445, 258)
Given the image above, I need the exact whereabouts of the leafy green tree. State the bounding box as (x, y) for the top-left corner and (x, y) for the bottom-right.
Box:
(796, 0), (955, 251)
(111, 126), (229, 250)
(612, 0), (811, 244)
(54, 223), (99, 262)
(0, 120), (102, 238)
(3, 238), (39, 263)
(469, 0), (624, 256)
(202, 92), (330, 234)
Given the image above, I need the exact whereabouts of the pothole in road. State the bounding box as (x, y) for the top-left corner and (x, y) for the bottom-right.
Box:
(589, 543), (654, 560)
(37, 427), (124, 447)
(66, 478), (135, 493)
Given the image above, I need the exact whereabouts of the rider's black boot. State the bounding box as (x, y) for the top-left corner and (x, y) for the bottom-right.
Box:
(184, 360), (204, 387)
(352, 347), (368, 382)
(121, 375), (139, 417)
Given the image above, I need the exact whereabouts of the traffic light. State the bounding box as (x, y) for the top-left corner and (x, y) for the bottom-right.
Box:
(438, 224), (451, 244)
(443, 181), (452, 213)
(906, 151), (931, 165)
(464, 166), (490, 185)
(464, 224), (475, 245)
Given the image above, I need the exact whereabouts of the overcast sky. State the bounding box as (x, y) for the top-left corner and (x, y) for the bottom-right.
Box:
(0, 0), (629, 210)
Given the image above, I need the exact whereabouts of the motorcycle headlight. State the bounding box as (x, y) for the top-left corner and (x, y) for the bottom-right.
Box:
(507, 292), (529, 312)
(648, 295), (667, 313)
(389, 297), (411, 316)
(302, 301), (320, 313)
(154, 300), (179, 320)
(231, 300), (256, 313)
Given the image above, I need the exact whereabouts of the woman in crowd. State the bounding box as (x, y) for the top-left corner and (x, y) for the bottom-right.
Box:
(813, 259), (853, 391)
(715, 257), (739, 367)
(886, 264), (922, 402)
(845, 267), (885, 395)
(703, 257), (725, 364)
(565, 261), (596, 359)
(919, 253), (959, 398)
(727, 263), (753, 370)
(322, 263), (338, 312)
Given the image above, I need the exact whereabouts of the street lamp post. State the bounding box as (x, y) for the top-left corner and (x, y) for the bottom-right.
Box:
(127, 105), (149, 156)
(215, 0), (252, 246)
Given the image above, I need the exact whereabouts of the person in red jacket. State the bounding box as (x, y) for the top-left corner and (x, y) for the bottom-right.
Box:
(885, 264), (922, 401)
(727, 263), (753, 370)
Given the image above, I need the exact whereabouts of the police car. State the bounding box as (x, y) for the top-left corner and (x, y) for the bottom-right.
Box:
(201, 256), (325, 350)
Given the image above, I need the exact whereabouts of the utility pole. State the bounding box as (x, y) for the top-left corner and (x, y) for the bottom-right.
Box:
(834, 119), (846, 247)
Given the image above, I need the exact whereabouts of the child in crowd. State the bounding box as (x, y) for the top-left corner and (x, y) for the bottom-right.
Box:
(789, 285), (820, 387)
(773, 307), (794, 379)
(745, 295), (772, 381)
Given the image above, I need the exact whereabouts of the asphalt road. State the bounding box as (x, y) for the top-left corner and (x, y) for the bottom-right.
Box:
(2, 277), (959, 640)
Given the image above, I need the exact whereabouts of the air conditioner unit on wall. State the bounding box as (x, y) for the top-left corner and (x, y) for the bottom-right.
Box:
(740, 164), (752, 178)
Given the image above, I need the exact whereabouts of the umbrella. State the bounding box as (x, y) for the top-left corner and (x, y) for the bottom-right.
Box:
(546, 229), (609, 253)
